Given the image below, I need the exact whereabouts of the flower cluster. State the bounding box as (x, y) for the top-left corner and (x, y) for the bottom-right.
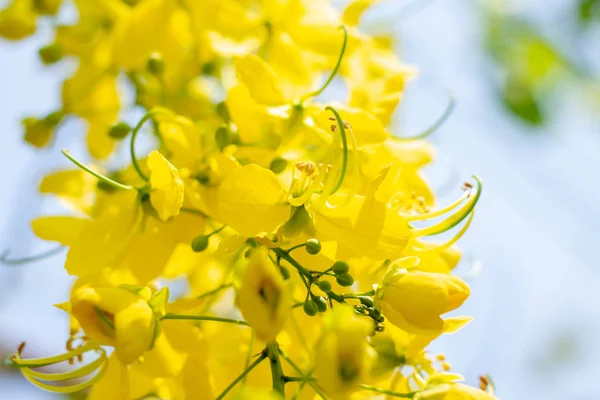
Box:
(2, 0), (495, 399)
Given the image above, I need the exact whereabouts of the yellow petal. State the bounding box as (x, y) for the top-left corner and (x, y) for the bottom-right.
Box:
(31, 216), (89, 246)
(217, 164), (289, 237)
(234, 55), (286, 106)
(148, 150), (184, 222)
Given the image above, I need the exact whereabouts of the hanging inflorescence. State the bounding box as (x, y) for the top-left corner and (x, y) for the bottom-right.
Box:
(1, 0), (496, 399)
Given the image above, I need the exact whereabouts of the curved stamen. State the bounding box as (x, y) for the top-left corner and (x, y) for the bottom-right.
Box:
(325, 106), (349, 195)
(412, 210), (475, 254)
(6, 341), (98, 368)
(394, 95), (455, 141)
(23, 351), (106, 382)
(402, 191), (469, 222)
(21, 351), (108, 394)
(130, 108), (173, 182)
(411, 175), (482, 237)
(62, 150), (134, 191)
(301, 26), (348, 101)
(1, 245), (65, 266)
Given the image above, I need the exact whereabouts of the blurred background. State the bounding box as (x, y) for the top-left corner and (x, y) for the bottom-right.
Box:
(1, 0), (599, 399)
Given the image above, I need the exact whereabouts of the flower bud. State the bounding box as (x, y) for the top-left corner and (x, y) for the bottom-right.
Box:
(314, 305), (375, 398)
(269, 157), (288, 174)
(71, 285), (157, 364)
(235, 249), (291, 341)
(317, 280), (332, 292)
(336, 273), (354, 287)
(313, 295), (328, 312)
(216, 101), (230, 122)
(332, 260), (350, 274)
(147, 52), (165, 75)
(358, 296), (373, 307)
(303, 300), (318, 316)
(377, 269), (470, 335)
(38, 43), (63, 65)
(215, 125), (231, 149)
(305, 238), (322, 255)
(191, 234), (210, 252)
(108, 121), (132, 139)
(280, 266), (290, 280)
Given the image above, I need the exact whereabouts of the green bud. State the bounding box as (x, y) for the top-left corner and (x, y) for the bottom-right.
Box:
(317, 280), (332, 292)
(369, 308), (382, 320)
(269, 157), (288, 174)
(303, 300), (318, 316)
(375, 325), (385, 332)
(246, 237), (259, 248)
(336, 273), (354, 287)
(358, 296), (374, 308)
(280, 266), (290, 280)
(313, 296), (328, 312)
(147, 52), (165, 75)
(215, 125), (231, 149)
(332, 261), (350, 275)
(38, 43), (63, 65)
(216, 101), (230, 122)
(194, 171), (210, 185)
(305, 238), (321, 255)
(108, 121), (132, 139)
(191, 235), (210, 252)
(43, 111), (64, 127)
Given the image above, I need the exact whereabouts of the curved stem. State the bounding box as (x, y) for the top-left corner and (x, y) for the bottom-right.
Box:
(395, 95), (455, 141)
(301, 26), (348, 101)
(271, 247), (313, 282)
(194, 283), (233, 300)
(161, 314), (249, 326)
(215, 353), (267, 400)
(326, 106), (349, 195)
(267, 341), (285, 395)
(62, 150), (134, 191)
(1, 245), (64, 266)
(358, 384), (417, 398)
(130, 108), (173, 182)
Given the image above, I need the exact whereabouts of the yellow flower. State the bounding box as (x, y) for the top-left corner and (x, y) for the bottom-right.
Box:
(235, 248), (290, 341)
(70, 285), (158, 364)
(0, 0), (36, 40)
(314, 305), (375, 399)
(216, 164), (289, 237)
(147, 150), (185, 221)
(376, 258), (470, 335)
(417, 373), (499, 400)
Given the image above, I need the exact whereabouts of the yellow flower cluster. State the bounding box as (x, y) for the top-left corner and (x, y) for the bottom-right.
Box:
(3, 0), (495, 399)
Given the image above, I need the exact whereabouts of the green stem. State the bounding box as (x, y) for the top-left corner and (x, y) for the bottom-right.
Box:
(278, 349), (327, 400)
(267, 341), (285, 395)
(215, 353), (267, 400)
(161, 314), (249, 326)
(358, 383), (417, 398)
(342, 289), (376, 299)
(284, 376), (315, 383)
(395, 95), (455, 141)
(130, 109), (173, 182)
(62, 150), (134, 191)
(286, 243), (307, 253)
(242, 329), (255, 386)
(271, 248), (313, 282)
(194, 283), (233, 300)
(326, 106), (349, 195)
(301, 26), (348, 101)
(1, 245), (64, 266)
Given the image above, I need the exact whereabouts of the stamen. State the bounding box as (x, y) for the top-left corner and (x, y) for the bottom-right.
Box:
(411, 176), (482, 237)
(394, 95), (455, 141)
(62, 149), (134, 191)
(1, 245), (65, 266)
(6, 341), (98, 368)
(412, 210), (474, 254)
(130, 107), (173, 182)
(402, 191), (469, 221)
(300, 26), (348, 101)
